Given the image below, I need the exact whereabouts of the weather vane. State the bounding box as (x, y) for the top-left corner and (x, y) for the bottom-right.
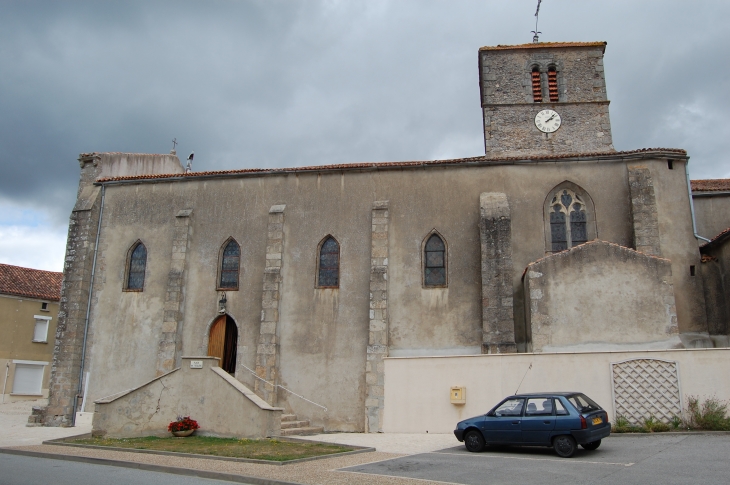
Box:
(532, 0), (542, 43)
(172, 138), (178, 151)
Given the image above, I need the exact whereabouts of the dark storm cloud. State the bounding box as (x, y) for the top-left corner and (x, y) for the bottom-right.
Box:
(1, 0), (729, 237)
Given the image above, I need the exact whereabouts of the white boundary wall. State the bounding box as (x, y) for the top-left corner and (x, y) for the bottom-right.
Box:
(382, 348), (730, 433)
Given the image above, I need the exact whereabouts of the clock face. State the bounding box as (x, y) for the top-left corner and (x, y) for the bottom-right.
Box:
(535, 109), (562, 133)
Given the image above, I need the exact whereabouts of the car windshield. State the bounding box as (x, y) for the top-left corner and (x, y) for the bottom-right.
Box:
(566, 393), (601, 413)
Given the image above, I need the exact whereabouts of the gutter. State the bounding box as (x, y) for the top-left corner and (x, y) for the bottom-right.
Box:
(684, 158), (711, 243)
(95, 150), (690, 187)
(72, 184), (105, 425)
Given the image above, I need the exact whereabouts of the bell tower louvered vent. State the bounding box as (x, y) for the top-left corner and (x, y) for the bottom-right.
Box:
(531, 69), (543, 102)
(548, 67), (559, 102)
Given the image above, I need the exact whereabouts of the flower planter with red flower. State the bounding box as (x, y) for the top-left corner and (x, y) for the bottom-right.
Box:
(168, 416), (200, 437)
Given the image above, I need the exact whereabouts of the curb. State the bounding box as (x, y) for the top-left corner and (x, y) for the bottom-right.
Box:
(0, 447), (302, 485)
(40, 438), (376, 466)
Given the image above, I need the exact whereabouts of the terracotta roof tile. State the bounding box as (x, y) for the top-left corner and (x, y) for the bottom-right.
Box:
(480, 41), (606, 52)
(0, 264), (62, 301)
(96, 148), (687, 183)
(701, 226), (730, 252)
(691, 179), (730, 192)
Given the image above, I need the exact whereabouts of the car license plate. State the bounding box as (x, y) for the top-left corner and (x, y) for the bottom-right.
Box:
(592, 417), (603, 425)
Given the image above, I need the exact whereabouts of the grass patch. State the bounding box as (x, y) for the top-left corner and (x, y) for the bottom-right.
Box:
(70, 436), (354, 461)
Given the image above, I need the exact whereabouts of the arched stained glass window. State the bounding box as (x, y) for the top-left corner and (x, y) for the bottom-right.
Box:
(318, 236), (339, 287)
(549, 189), (588, 251)
(424, 233), (446, 287)
(127, 242), (147, 290)
(219, 239), (240, 289)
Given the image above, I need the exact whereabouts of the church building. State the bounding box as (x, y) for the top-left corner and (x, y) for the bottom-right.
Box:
(39, 41), (730, 435)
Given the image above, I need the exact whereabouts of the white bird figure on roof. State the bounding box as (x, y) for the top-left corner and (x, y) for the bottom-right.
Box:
(185, 152), (194, 173)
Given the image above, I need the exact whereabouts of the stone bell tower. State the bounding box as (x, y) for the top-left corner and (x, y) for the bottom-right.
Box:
(478, 41), (615, 157)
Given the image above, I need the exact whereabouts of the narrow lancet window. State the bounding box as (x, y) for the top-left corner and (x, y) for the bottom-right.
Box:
(219, 239), (240, 289)
(127, 242), (147, 290)
(531, 68), (543, 102)
(424, 233), (446, 287)
(317, 236), (339, 287)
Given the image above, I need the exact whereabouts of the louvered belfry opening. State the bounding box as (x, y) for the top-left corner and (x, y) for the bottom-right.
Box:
(548, 67), (559, 102)
(531, 68), (542, 102)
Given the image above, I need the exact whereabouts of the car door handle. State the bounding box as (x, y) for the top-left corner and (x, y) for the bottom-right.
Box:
(511, 421), (520, 425)
(544, 421), (551, 424)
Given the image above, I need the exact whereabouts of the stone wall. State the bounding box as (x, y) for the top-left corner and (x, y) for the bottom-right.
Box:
(692, 193), (730, 240)
(700, 234), (730, 346)
(628, 165), (662, 256)
(524, 240), (679, 352)
(479, 43), (614, 156)
(42, 155), (103, 426)
(479, 193), (515, 353)
(93, 357), (282, 438)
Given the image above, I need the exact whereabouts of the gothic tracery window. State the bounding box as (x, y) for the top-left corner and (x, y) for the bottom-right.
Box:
(317, 236), (339, 288)
(219, 239), (240, 289)
(549, 189), (588, 251)
(126, 242), (147, 290)
(424, 233), (447, 287)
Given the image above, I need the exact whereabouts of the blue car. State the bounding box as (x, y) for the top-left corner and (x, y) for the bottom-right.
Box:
(454, 392), (611, 457)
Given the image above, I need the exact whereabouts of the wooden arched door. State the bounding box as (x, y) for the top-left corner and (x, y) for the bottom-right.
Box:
(207, 315), (238, 374)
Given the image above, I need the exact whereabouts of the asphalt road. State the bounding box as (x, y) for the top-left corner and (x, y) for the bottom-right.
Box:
(0, 453), (252, 485)
(342, 434), (730, 485)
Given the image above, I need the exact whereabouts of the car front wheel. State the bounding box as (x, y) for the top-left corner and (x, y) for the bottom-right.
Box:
(552, 435), (576, 458)
(581, 440), (601, 451)
(464, 430), (485, 452)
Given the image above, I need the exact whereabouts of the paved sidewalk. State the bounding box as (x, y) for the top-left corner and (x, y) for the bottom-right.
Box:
(0, 400), (461, 484)
(0, 399), (92, 447)
(297, 431), (458, 455)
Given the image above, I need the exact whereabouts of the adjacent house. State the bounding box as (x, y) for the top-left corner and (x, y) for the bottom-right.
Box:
(0, 264), (62, 402)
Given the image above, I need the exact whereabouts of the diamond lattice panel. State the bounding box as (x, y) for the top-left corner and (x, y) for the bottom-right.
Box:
(612, 359), (681, 424)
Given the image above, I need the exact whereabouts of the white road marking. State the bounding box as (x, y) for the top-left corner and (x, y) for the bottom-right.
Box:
(336, 468), (463, 485)
(431, 451), (634, 467)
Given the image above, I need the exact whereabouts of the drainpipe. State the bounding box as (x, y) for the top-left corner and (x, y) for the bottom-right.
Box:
(684, 158), (711, 243)
(72, 184), (105, 426)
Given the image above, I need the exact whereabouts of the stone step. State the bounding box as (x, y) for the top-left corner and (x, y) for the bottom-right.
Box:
(279, 426), (324, 436)
(280, 414), (298, 422)
(281, 420), (310, 429)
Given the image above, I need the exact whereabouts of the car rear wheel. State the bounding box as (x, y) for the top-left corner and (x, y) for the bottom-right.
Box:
(552, 435), (576, 458)
(581, 440), (601, 451)
(464, 430), (485, 452)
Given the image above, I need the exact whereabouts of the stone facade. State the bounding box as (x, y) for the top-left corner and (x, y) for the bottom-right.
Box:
(479, 43), (614, 157)
(255, 205), (286, 406)
(629, 165), (662, 257)
(524, 241), (679, 352)
(365, 200), (389, 432)
(479, 193), (516, 353)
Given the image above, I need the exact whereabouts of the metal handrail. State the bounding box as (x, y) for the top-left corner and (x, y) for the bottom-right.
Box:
(239, 363), (328, 412)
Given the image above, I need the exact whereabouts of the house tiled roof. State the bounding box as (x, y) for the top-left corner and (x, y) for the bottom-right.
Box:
(691, 179), (730, 193)
(480, 41), (606, 52)
(96, 148), (687, 183)
(0, 264), (62, 301)
(701, 226), (730, 252)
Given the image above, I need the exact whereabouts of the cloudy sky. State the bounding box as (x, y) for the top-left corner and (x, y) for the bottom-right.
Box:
(1, 0), (729, 272)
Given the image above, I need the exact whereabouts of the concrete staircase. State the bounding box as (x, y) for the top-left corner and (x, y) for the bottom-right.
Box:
(279, 413), (323, 436)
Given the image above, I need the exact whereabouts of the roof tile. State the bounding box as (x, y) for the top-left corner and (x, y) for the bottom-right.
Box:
(0, 264), (62, 301)
(691, 179), (730, 192)
(96, 148), (688, 183)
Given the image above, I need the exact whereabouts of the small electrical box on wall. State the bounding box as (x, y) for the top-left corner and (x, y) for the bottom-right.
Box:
(450, 386), (466, 405)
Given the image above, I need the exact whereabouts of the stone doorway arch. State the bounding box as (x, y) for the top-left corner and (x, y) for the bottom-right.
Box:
(207, 314), (238, 375)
